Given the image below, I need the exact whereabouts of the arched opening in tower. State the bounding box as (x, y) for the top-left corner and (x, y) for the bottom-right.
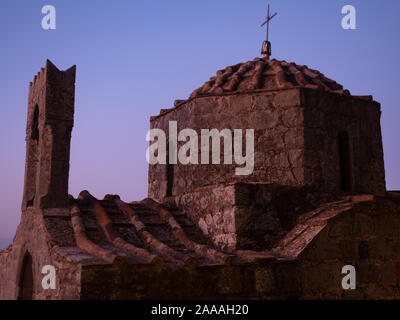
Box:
(17, 251), (34, 300)
(31, 105), (39, 141)
(338, 131), (352, 192)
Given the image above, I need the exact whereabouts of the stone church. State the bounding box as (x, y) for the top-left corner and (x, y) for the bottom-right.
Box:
(1, 47), (400, 299)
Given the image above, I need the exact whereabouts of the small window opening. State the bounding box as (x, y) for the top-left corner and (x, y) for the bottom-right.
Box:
(31, 105), (39, 141)
(338, 131), (352, 192)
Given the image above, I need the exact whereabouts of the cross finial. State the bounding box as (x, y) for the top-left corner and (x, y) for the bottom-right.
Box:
(260, 4), (277, 59)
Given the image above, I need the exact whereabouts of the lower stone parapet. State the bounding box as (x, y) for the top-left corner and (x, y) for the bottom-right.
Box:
(79, 192), (400, 300)
(1, 192), (400, 299)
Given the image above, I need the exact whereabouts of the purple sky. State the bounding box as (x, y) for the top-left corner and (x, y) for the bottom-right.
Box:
(0, 0), (399, 243)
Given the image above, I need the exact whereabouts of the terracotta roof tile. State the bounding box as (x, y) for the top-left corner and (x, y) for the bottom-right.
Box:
(43, 192), (373, 267)
(41, 191), (235, 267)
(190, 58), (348, 99)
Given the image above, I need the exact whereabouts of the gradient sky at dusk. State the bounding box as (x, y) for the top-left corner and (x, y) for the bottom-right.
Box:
(0, 0), (399, 244)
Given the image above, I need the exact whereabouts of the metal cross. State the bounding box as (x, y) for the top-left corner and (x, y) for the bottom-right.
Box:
(261, 4), (277, 42)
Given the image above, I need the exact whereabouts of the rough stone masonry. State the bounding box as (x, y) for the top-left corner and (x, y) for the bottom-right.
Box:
(0, 56), (399, 300)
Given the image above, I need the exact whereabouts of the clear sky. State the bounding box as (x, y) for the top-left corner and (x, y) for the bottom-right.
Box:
(0, 0), (399, 243)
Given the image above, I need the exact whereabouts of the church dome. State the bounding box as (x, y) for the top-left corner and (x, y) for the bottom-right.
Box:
(189, 57), (349, 99)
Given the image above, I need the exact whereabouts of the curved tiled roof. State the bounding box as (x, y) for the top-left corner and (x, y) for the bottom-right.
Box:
(42, 190), (362, 268)
(44, 191), (277, 267)
(189, 58), (350, 99)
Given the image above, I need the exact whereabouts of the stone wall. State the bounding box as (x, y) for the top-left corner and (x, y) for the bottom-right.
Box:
(148, 88), (305, 201)
(173, 182), (333, 252)
(174, 184), (237, 251)
(79, 194), (400, 300)
(0, 209), (81, 300)
(302, 88), (386, 196)
(148, 87), (386, 202)
(295, 193), (400, 299)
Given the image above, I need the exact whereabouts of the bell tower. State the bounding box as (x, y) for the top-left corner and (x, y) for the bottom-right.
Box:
(22, 60), (76, 210)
